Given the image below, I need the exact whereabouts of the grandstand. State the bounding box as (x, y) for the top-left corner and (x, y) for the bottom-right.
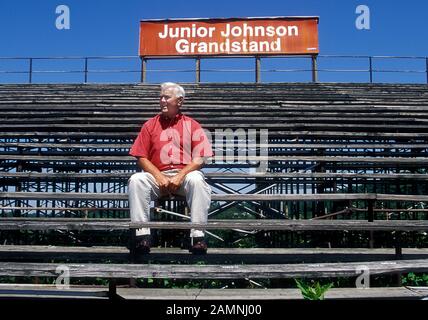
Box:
(1, 82), (428, 299)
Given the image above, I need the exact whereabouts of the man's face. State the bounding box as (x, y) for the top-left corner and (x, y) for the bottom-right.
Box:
(159, 88), (182, 119)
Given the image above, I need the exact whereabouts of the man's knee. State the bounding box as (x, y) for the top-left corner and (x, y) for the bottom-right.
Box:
(184, 171), (211, 196)
(128, 172), (153, 188)
(185, 171), (205, 186)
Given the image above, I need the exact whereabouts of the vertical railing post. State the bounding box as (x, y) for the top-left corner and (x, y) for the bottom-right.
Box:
(368, 199), (375, 249)
(311, 55), (318, 82)
(426, 57), (428, 84)
(255, 56), (261, 83)
(129, 228), (136, 263)
(394, 230), (403, 286)
(367, 199), (374, 222)
(369, 56), (373, 83)
(15, 146), (23, 217)
(84, 57), (88, 83)
(28, 58), (33, 84)
(140, 56), (146, 83)
(195, 57), (201, 83)
(108, 279), (117, 300)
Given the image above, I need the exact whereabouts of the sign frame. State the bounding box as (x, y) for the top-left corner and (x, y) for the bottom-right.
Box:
(138, 16), (320, 82)
(139, 16), (319, 58)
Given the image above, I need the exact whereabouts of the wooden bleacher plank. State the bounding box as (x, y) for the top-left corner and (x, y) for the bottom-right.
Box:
(2, 172), (428, 181)
(2, 155), (428, 164)
(2, 142), (428, 149)
(1, 191), (371, 201)
(4, 191), (428, 202)
(3, 117), (428, 126)
(1, 259), (428, 279)
(2, 123), (428, 133)
(116, 287), (427, 300)
(1, 246), (428, 263)
(0, 173), (427, 187)
(2, 110), (428, 118)
(2, 207), (428, 216)
(2, 152), (426, 161)
(130, 220), (428, 231)
(0, 284), (108, 300)
(2, 130), (428, 139)
(1, 218), (428, 231)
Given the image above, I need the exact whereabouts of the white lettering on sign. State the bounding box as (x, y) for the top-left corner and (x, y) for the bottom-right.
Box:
(159, 24), (216, 38)
(221, 23), (298, 37)
(158, 23), (298, 55)
(176, 38), (281, 54)
(159, 23), (298, 39)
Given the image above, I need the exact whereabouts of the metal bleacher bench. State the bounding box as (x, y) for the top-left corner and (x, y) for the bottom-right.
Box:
(1, 82), (428, 300)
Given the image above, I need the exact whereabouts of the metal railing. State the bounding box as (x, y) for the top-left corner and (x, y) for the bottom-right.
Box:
(0, 55), (427, 84)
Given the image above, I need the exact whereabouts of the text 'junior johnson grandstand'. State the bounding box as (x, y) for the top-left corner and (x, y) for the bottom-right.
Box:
(159, 23), (298, 54)
(139, 17), (319, 56)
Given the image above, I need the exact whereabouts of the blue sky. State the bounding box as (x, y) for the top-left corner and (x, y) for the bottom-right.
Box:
(1, 0), (427, 83)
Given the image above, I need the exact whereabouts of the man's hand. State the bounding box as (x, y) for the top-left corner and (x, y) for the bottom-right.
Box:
(168, 173), (185, 194)
(155, 174), (171, 196)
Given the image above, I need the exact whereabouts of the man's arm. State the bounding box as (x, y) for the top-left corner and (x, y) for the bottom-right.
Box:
(137, 157), (170, 195)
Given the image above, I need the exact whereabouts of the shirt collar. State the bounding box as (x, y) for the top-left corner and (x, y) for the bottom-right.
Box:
(159, 112), (182, 124)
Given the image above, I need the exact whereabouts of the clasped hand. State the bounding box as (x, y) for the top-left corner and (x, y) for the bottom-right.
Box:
(156, 173), (184, 196)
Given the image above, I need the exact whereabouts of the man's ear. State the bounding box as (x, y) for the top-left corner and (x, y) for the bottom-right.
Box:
(177, 97), (184, 106)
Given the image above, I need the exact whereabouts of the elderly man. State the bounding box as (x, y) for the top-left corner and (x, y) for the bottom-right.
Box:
(128, 82), (213, 255)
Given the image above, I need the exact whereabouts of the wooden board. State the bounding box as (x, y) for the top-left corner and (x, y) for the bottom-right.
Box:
(1, 218), (428, 231)
(1, 259), (428, 279)
(116, 287), (427, 300)
(1, 246), (428, 264)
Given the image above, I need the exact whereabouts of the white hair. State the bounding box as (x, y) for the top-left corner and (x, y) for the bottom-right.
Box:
(161, 82), (185, 98)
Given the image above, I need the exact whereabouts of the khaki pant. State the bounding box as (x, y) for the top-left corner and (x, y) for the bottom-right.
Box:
(128, 169), (211, 238)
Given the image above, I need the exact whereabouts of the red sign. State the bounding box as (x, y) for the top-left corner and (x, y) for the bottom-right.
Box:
(139, 17), (319, 57)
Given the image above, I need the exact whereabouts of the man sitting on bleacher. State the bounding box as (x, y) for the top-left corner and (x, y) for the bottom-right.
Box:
(128, 82), (213, 255)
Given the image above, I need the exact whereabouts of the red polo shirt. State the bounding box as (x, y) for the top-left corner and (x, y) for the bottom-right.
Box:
(129, 113), (214, 171)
